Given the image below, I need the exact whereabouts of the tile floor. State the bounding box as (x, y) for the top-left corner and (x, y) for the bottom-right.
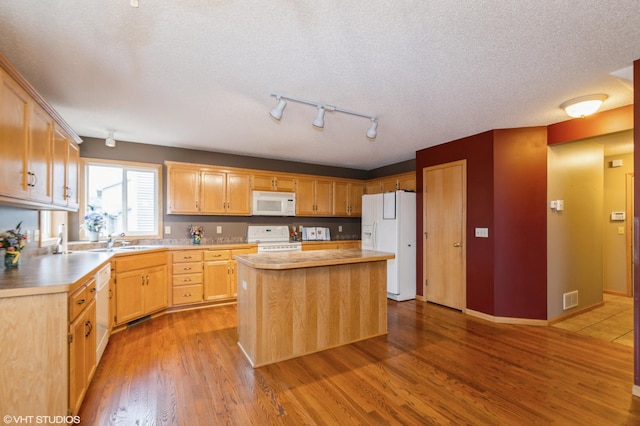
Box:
(552, 294), (634, 347)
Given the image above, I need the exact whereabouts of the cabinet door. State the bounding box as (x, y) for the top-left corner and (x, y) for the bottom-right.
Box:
(115, 270), (145, 325)
(66, 140), (80, 210)
(84, 299), (97, 390)
(200, 170), (226, 214)
(68, 308), (86, 415)
(229, 260), (238, 297)
(380, 177), (398, 193)
(314, 179), (333, 216)
(274, 176), (295, 192)
(51, 127), (68, 206)
(167, 166), (200, 213)
(27, 104), (52, 203)
(225, 172), (251, 215)
(397, 172), (416, 191)
(333, 181), (350, 216)
(251, 174), (275, 191)
(144, 265), (168, 314)
(295, 178), (316, 216)
(0, 70), (29, 199)
(365, 181), (381, 194)
(348, 182), (364, 216)
(203, 260), (231, 300)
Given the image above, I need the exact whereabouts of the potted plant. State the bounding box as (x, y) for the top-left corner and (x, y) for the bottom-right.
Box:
(0, 221), (27, 268)
(84, 210), (106, 242)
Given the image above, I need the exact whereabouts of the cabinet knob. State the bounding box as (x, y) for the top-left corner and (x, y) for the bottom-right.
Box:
(77, 299), (86, 305)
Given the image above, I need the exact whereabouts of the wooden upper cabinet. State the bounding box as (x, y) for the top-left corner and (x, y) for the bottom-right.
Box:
(0, 68), (29, 199)
(166, 162), (251, 215)
(251, 174), (296, 192)
(167, 165), (199, 213)
(397, 172), (416, 192)
(0, 54), (81, 210)
(333, 181), (364, 217)
(28, 103), (53, 203)
(52, 126), (79, 209)
(296, 177), (333, 216)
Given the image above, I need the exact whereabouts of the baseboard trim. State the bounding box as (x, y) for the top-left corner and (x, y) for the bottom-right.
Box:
(415, 295), (427, 302)
(547, 301), (605, 325)
(604, 289), (629, 297)
(632, 385), (640, 398)
(466, 309), (548, 326)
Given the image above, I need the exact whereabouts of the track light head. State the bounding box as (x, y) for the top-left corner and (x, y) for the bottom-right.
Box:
(269, 97), (287, 120)
(312, 106), (325, 128)
(105, 131), (116, 148)
(366, 119), (378, 139)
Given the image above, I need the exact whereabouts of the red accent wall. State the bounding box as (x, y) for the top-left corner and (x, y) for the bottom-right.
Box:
(548, 104), (633, 145)
(416, 131), (496, 314)
(493, 128), (547, 319)
(416, 128), (547, 319)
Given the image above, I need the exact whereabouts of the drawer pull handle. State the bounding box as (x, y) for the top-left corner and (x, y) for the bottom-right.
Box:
(184, 278), (192, 282)
(184, 267), (192, 271)
(183, 293), (192, 297)
(184, 256), (192, 259)
(211, 254), (222, 257)
(89, 287), (96, 293)
(77, 299), (86, 305)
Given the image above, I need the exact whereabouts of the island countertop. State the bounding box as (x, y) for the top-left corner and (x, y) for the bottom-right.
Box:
(234, 248), (394, 270)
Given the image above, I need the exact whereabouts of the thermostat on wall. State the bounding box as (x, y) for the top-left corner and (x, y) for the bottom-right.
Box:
(611, 211), (625, 221)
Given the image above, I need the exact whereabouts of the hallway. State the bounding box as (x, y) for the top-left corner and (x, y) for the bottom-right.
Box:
(552, 294), (633, 347)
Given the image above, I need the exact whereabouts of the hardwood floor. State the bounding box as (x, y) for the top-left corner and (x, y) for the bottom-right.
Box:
(79, 301), (640, 425)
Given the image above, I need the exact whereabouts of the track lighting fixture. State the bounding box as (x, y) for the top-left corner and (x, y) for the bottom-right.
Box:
(270, 97), (287, 120)
(269, 93), (378, 139)
(367, 119), (378, 139)
(312, 106), (326, 128)
(105, 131), (116, 148)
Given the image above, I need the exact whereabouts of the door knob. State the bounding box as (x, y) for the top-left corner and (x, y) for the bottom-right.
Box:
(453, 242), (461, 247)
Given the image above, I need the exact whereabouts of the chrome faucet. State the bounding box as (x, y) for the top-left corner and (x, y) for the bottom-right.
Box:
(106, 232), (126, 250)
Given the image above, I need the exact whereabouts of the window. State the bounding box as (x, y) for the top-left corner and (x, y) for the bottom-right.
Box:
(81, 158), (163, 240)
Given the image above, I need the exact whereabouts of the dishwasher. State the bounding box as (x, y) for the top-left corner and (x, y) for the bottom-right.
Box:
(95, 263), (111, 364)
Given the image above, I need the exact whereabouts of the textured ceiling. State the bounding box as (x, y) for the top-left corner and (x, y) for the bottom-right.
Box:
(1, 1), (639, 170)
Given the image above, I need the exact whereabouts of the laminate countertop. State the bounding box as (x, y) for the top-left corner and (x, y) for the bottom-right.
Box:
(234, 248), (394, 270)
(0, 251), (116, 298)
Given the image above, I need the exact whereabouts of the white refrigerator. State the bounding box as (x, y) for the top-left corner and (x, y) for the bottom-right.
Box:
(361, 190), (416, 301)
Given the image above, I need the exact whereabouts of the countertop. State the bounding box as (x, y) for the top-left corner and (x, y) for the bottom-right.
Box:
(234, 248), (394, 270)
(0, 251), (115, 298)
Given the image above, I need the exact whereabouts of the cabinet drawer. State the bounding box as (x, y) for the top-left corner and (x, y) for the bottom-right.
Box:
(172, 273), (203, 286)
(173, 261), (202, 274)
(116, 252), (167, 272)
(204, 250), (231, 261)
(172, 251), (202, 263)
(69, 285), (89, 321)
(172, 285), (203, 305)
(232, 247), (257, 256)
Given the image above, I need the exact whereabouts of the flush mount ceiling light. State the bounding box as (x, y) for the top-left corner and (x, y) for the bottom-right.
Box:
(560, 94), (608, 118)
(269, 93), (378, 139)
(105, 131), (116, 148)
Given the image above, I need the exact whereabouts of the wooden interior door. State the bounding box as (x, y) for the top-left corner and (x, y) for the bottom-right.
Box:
(423, 160), (466, 310)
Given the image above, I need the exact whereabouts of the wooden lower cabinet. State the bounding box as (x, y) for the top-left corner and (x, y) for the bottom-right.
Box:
(171, 250), (204, 306)
(114, 252), (168, 325)
(68, 277), (97, 416)
(302, 240), (361, 250)
(204, 248), (256, 301)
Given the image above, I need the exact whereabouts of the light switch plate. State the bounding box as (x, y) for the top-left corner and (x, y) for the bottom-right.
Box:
(164, 226), (171, 234)
(475, 228), (489, 238)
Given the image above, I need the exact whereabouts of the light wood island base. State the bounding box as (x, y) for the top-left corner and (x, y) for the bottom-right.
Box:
(235, 249), (394, 367)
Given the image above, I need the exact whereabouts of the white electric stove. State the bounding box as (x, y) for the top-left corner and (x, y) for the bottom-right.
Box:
(247, 225), (302, 253)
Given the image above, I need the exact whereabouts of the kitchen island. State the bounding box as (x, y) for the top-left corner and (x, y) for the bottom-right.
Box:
(234, 249), (395, 367)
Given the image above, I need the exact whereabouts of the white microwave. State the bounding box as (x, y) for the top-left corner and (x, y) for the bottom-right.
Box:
(251, 191), (296, 216)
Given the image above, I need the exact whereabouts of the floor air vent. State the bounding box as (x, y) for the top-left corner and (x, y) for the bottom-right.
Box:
(563, 291), (579, 310)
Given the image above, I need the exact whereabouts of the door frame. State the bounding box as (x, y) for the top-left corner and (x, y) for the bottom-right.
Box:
(422, 159), (467, 311)
(626, 172), (634, 296)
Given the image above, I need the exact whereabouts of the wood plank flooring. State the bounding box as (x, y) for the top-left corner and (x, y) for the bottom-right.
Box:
(79, 301), (640, 425)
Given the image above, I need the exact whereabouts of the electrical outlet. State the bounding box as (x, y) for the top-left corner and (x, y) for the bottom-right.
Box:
(217, 226), (222, 234)
(34, 229), (40, 242)
(164, 226), (171, 234)
(338, 226), (342, 232)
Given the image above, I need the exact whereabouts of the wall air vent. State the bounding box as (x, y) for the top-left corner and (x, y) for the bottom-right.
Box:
(563, 291), (579, 310)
